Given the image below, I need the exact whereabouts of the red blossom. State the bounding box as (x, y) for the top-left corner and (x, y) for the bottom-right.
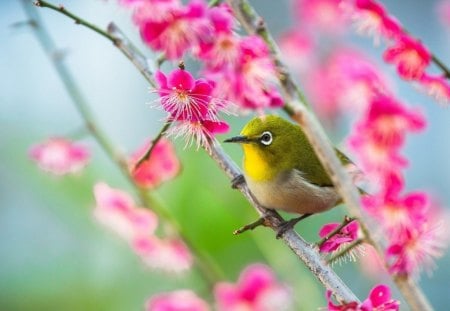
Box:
(130, 138), (181, 189)
(383, 35), (431, 80)
(29, 137), (90, 175)
(319, 220), (359, 253)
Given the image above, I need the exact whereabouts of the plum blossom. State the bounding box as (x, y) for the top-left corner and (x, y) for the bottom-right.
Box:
(318, 220), (359, 254)
(214, 264), (292, 311)
(419, 74), (450, 104)
(383, 35), (431, 80)
(93, 183), (192, 272)
(146, 290), (210, 311)
(279, 30), (314, 72)
(29, 137), (90, 175)
(130, 138), (180, 188)
(327, 284), (400, 311)
(436, 0), (450, 28)
(138, 0), (210, 59)
(120, 0), (183, 24)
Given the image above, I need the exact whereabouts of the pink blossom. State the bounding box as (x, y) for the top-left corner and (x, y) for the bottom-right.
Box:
(134, 235), (193, 272)
(120, 0), (183, 24)
(29, 137), (90, 175)
(294, 0), (349, 34)
(419, 74), (450, 104)
(437, 0), (450, 28)
(93, 183), (193, 272)
(139, 0), (210, 59)
(327, 284), (399, 311)
(279, 30), (314, 72)
(383, 35), (431, 80)
(350, 0), (402, 43)
(156, 68), (220, 121)
(130, 138), (180, 189)
(146, 290), (210, 311)
(214, 264), (292, 311)
(318, 220), (359, 253)
(93, 183), (158, 241)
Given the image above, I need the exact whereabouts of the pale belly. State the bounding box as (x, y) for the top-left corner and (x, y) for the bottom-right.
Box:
(245, 170), (340, 215)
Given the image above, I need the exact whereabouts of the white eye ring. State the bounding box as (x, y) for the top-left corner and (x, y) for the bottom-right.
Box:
(260, 131), (273, 146)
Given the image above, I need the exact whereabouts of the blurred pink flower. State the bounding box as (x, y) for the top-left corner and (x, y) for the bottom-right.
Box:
(130, 138), (180, 189)
(29, 137), (90, 175)
(93, 183), (193, 272)
(327, 284), (399, 310)
(350, 0), (402, 43)
(419, 74), (450, 104)
(146, 290), (210, 311)
(93, 182), (158, 241)
(120, 0), (183, 24)
(383, 35), (431, 80)
(318, 220), (359, 253)
(437, 0), (450, 28)
(139, 0), (210, 59)
(214, 264), (292, 311)
(358, 244), (385, 278)
(294, 0), (349, 34)
(134, 235), (193, 272)
(279, 30), (314, 72)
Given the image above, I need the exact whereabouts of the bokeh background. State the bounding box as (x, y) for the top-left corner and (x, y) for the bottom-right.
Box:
(1, 0), (450, 310)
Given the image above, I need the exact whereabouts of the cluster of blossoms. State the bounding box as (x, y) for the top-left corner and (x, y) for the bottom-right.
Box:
(327, 284), (399, 310)
(145, 263), (293, 311)
(119, 0), (283, 148)
(285, 0), (450, 105)
(93, 182), (193, 272)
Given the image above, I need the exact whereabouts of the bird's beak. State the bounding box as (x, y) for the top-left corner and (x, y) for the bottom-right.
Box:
(223, 135), (251, 144)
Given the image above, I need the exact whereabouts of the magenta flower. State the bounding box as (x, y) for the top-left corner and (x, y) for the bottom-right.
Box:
(383, 35), (431, 80)
(327, 284), (399, 311)
(351, 0), (402, 43)
(419, 74), (450, 104)
(139, 0), (210, 59)
(29, 137), (90, 175)
(214, 264), (292, 311)
(122, 0), (183, 24)
(130, 138), (181, 189)
(93, 183), (193, 272)
(318, 220), (359, 253)
(146, 290), (210, 311)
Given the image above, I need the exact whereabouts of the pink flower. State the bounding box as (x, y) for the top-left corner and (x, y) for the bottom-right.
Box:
(327, 284), (399, 311)
(93, 183), (193, 272)
(155, 68), (221, 121)
(139, 0), (210, 59)
(294, 0), (349, 34)
(214, 264), (292, 311)
(130, 138), (180, 189)
(29, 137), (90, 175)
(93, 183), (158, 241)
(383, 35), (431, 80)
(146, 290), (210, 311)
(351, 0), (402, 43)
(134, 235), (193, 272)
(279, 30), (315, 72)
(437, 0), (450, 28)
(318, 220), (359, 253)
(419, 74), (450, 104)
(120, 0), (183, 24)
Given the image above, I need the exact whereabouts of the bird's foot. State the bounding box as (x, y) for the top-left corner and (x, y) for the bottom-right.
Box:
(233, 215), (270, 235)
(276, 213), (313, 239)
(231, 174), (245, 189)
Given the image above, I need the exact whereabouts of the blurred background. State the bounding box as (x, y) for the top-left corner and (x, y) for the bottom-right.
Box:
(1, 0), (450, 310)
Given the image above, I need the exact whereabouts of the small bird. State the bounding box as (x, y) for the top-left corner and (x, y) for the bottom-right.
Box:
(224, 115), (356, 237)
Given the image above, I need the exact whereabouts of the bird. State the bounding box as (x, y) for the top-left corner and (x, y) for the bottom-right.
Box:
(224, 114), (358, 238)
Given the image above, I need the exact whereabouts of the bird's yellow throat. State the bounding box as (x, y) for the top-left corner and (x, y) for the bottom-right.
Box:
(242, 144), (276, 182)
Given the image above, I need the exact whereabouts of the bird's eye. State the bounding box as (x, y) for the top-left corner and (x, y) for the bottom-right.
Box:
(260, 131), (273, 146)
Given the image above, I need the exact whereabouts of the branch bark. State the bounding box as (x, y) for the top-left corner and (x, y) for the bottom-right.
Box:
(226, 0), (434, 310)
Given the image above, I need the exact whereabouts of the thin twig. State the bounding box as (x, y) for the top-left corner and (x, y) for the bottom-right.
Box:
(226, 1), (435, 310)
(134, 121), (172, 170)
(432, 54), (450, 79)
(24, 0), (222, 287)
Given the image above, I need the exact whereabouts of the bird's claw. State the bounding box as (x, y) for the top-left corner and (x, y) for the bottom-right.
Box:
(276, 213), (313, 239)
(231, 174), (245, 189)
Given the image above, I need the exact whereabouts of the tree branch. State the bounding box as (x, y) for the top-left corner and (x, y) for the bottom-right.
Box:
(226, 1), (434, 310)
(23, 0), (222, 288)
